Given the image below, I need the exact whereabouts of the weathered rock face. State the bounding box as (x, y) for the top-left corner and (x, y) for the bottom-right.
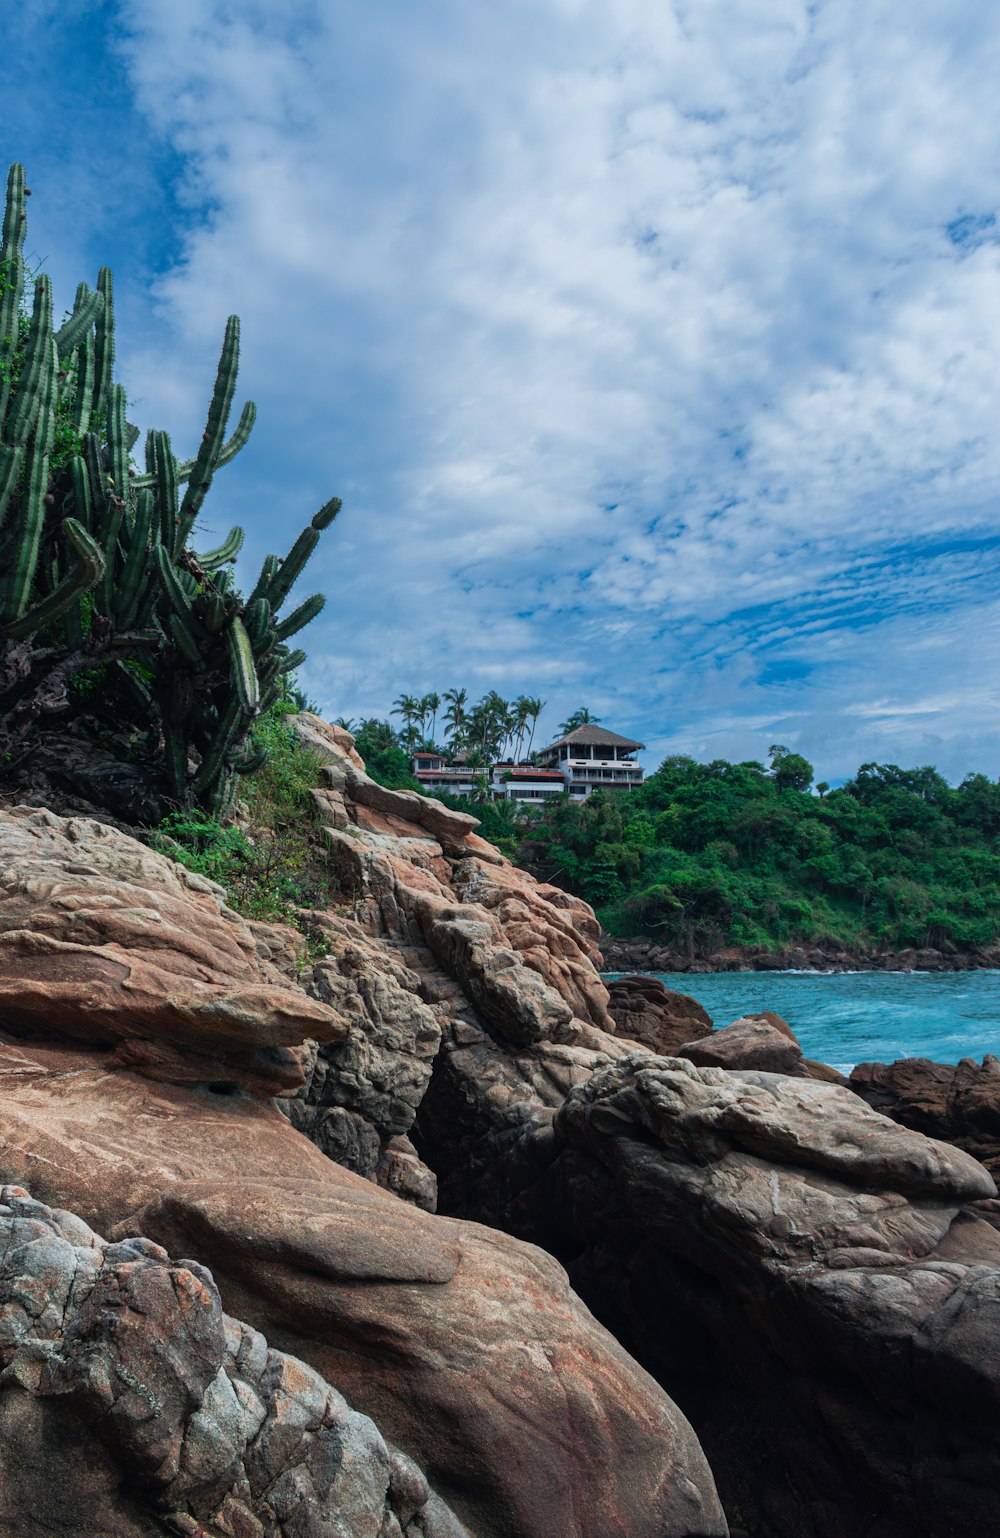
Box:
(282, 720), (634, 1220)
(678, 1015), (807, 1076)
(851, 1054), (1000, 1181)
(0, 805), (346, 1096)
(0, 1034), (727, 1538)
(525, 1053), (1000, 1538)
(0, 1184), (469, 1537)
(606, 974), (714, 1054)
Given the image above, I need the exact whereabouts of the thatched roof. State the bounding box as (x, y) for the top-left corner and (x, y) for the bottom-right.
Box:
(541, 725), (645, 753)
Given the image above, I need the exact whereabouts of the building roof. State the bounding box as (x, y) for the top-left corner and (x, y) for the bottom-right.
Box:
(541, 725), (645, 753)
(502, 769), (565, 781)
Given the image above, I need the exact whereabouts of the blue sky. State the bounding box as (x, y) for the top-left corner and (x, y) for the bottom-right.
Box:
(5, 0), (1000, 780)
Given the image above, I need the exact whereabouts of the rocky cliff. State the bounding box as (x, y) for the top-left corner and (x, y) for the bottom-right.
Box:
(0, 715), (998, 1537)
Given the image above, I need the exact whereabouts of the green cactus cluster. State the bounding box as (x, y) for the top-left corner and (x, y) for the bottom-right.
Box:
(0, 162), (336, 816)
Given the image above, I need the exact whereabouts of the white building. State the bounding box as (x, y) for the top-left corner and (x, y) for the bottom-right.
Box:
(535, 725), (645, 800)
(410, 725), (644, 806)
(410, 753), (566, 807)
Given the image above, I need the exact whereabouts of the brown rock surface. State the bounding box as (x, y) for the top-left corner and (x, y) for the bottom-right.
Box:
(850, 1054), (1000, 1180)
(678, 1015), (806, 1076)
(279, 719), (631, 1217)
(523, 1054), (1000, 1538)
(0, 1035), (727, 1538)
(0, 1184), (469, 1537)
(0, 806), (346, 1094)
(606, 974), (714, 1053)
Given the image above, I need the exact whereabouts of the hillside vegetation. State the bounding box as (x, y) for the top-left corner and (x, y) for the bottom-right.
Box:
(519, 752), (1000, 957)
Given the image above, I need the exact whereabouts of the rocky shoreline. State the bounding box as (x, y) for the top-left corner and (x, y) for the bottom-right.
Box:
(600, 933), (1000, 973)
(1, 713), (999, 1537)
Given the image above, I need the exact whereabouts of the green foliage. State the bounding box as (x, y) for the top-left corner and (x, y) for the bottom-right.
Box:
(0, 162), (337, 818)
(352, 718), (423, 789)
(151, 705), (337, 944)
(525, 756), (1000, 957)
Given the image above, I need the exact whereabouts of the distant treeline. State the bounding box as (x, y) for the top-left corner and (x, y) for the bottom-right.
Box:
(521, 749), (1000, 955)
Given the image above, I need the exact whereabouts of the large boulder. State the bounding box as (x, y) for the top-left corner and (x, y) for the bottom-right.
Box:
(278, 725), (631, 1218)
(0, 1184), (468, 1537)
(0, 806), (346, 1095)
(606, 974), (714, 1054)
(0, 1034), (726, 1538)
(525, 1053), (1000, 1538)
(850, 1054), (1000, 1181)
(678, 1015), (806, 1076)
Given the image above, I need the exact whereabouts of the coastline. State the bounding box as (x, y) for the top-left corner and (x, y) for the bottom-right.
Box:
(599, 934), (1000, 975)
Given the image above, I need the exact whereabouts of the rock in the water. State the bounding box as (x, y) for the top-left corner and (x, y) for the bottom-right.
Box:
(0, 1184), (470, 1537)
(527, 1053), (1000, 1538)
(678, 1015), (806, 1075)
(606, 973), (714, 1053)
(851, 1054), (1000, 1180)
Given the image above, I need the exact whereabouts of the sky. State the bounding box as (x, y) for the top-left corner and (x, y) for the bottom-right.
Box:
(4, 0), (1000, 781)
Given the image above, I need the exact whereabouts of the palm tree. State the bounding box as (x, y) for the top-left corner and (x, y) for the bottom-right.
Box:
(443, 687), (468, 751)
(512, 696), (532, 761)
(423, 692), (440, 747)
(558, 706), (601, 736)
(524, 697), (546, 758)
(391, 693), (420, 751)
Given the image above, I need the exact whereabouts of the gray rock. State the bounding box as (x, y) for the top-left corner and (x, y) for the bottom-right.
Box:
(534, 1054), (1000, 1538)
(0, 1184), (470, 1538)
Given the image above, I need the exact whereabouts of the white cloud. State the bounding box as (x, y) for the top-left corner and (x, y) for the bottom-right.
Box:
(75, 0), (1000, 776)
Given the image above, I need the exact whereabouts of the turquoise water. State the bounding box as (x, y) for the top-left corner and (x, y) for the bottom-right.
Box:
(627, 971), (1000, 1073)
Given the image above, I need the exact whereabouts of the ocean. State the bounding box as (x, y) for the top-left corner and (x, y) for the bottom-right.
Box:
(626, 970), (1000, 1074)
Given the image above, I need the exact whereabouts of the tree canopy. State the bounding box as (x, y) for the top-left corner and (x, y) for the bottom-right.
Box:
(522, 753), (1000, 956)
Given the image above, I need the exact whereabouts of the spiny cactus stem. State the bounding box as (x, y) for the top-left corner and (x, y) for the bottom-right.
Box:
(4, 518), (105, 640)
(4, 334), (57, 622)
(175, 315), (240, 550)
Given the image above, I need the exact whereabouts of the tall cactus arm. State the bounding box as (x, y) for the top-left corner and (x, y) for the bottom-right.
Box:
(70, 333), (95, 437)
(83, 431), (105, 511)
(273, 591), (325, 641)
(168, 611), (203, 665)
(105, 381), (129, 498)
(162, 718), (189, 800)
(175, 315), (240, 551)
(265, 525), (319, 611)
(112, 487), (154, 629)
(226, 614), (260, 713)
(146, 428), (179, 547)
(0, 163), (27, 424)
(174, 398), (256, 485)
(54, 287), (103, 360)
(243, 596), (271, 646)
(0, 443), (22, 535)
(91, 266), (114, 422)
(193, 525), (244, 569)
(4, 518), (105, 640)
(248, 554), (278, 605)
(192, 696), (245, 797)
(232, 741), (269, 776)
(153, 542), (196, 623)
(5, 275), (53, 446)
(68, 455), (92, 532)
(312, 495), (342, 530)
(3, 335), (57, 623)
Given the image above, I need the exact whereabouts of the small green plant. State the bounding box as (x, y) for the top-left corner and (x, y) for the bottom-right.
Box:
(149, 702), (340, 945)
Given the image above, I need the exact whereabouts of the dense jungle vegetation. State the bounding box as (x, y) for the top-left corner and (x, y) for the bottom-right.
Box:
(349, 720), (1000, 954)
(522, 749), (1000, 955)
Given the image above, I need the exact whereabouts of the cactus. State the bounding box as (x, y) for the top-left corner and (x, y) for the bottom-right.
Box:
(0, 163), (337, 813)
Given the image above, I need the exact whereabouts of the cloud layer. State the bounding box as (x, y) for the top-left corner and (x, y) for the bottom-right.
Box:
(9, 0), (1000, 779)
